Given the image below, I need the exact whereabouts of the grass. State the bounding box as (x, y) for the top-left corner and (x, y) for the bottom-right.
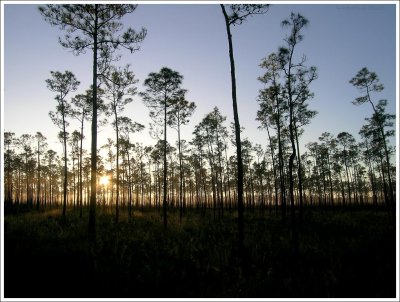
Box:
(4, 205), (396, 298)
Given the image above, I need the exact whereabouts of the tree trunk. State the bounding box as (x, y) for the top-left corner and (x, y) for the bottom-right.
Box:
(62, 102), (68, 220)
(36, 139), (41, 210)
(178, 126), (183, 223)
(163, 96), (168, 228)
(294, 124), (303, 212)
(344, 155), (352, 206)
(114, 108), (120, 224)
(127, 149), (133, 220)
(88, 4), (98, 240)
(380, 127), (395, 221)
(266, 125), (279, 214)
(79, 115), (84, 218)
(276, 105), (286, 219)
(221, 4), (244, 259)
(368, 94), (395, 220)
(288, 111), (296, 218)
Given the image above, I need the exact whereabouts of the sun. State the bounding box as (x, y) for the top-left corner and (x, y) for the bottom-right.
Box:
(100, 175), (109, 186)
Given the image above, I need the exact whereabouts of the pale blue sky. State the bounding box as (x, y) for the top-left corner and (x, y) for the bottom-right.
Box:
(2, 3), (397, 157)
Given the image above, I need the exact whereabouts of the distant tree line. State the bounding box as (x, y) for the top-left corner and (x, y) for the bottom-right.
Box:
(4, 71), (395, 217)
(4, 5), (396, 233)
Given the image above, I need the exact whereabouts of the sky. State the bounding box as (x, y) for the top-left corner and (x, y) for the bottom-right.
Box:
(2, 2), (398, 159)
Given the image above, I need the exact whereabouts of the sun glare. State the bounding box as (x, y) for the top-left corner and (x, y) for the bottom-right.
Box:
(100, 175), (109, 186)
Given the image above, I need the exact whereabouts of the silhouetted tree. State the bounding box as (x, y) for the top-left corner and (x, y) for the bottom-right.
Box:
(336, 132), (356, 206)
(104, 65), (138, 223)
(71, 89), (94, 217)
(278, 12), (317, 220)
(253, 144), (267, 211)
(318, 132), (336, 206)
(257, 53), (288, 217)
(101, 138), (116, 210)
(119, 116), (145, 218)
(19, 134), (35, 206)
(168, 94), (196, 222)
(45, 149), (58, 207)
(293, 102), (317, 211)
(220, 4), (269, 257)
(69, 130), (82, 208)
(39, 3), (146, 238)
(46, 70), (79, 219)
(140, 67), (185, 228)
(4, 132), (16, 204)
(350, 68), (395, 218)
(35, 132), (48, 210)
(190, 128), (210, 212)
(193, 107), (228, 219)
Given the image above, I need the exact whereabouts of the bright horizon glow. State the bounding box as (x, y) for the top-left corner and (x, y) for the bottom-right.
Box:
(2, 2), (397, 162)
(99, 175), (109, 186)
(1, 2), (399, 300)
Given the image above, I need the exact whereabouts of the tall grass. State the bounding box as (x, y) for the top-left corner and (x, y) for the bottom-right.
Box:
(4, 206), (396, 298)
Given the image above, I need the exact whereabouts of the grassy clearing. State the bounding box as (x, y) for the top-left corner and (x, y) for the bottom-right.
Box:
(4, 206), (396, 298)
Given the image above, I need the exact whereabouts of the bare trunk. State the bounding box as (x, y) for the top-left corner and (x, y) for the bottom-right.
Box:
(163, 96), (168, 228)
(114, 108), (120, 224)
(294, 124), (303, 211)
(36, 140), (41, 210)
(178, 126), (183, 222)
(62, 103), (68, 219)
(88, 4), (98, 240)
(221, 4), (244, 258)
(79, 115), (84, 218)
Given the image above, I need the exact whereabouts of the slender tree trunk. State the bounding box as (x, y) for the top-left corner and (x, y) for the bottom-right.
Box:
(36, 140), (41, 210)
(321, 164), (327, 206)
(178, 126), (183, 223)
(148, 161), (152, 207)
(365, 147), (377, 207)
(378, 151), (389, 211)
(221, 4), (244, 258)
(88, 4), (98, 240)
(327, 155), (334, 206)
(288, 110), (296, 218)
(276, 107), (286, 219)
(286, 41), (297, 225)
(163, 96), (168, 228)
(216, 131), (224, 218)
(266, 126), (279, 214)
(344, 156), (352, 206)
(340, 172), (345, 206)
(380, 127), (395, 220)
(224, 145), (232, 212)
(72, 156), (76, 208)
(61, 102), (68, 220)
(140, 160), (144, 210)
(368, 93), (395, 219)
(114, 109), (120, 224)
(49, 171), (52, 208)
(79, 116), (84, 218)
(127, 149), (133, 220)
(287, 48), (299, 252)
(294, 124), (303, 212)
(206, 134), (217, 220)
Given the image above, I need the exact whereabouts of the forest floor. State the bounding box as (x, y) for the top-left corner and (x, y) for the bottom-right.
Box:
(3, 205), (397, 298)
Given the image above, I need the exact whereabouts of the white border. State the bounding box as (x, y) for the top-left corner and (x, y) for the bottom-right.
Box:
(395, 0), (399, 299)
(1, 1), (399, 301)
(1, 1), (5, 300)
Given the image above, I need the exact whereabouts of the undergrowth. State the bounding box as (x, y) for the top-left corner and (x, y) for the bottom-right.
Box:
(4, 206), (396, 298)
